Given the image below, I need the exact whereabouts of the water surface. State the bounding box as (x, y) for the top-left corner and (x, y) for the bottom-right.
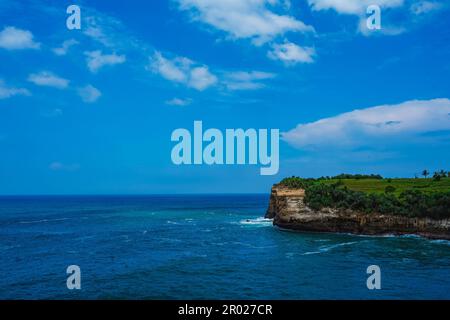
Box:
(0, 195), (449, 299)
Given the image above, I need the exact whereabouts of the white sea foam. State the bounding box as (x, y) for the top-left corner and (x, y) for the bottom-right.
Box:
(302, 241), (358, 255)
(302, 251), (322, 256)
(430, 239), (450, 246)
(19, 218), (70, 224)
(399, 234), (423, 239)
(239, 217), (273, 227)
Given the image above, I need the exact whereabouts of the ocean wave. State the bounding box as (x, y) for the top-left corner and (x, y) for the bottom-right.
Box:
(398, 234), (424, 240)
(302, 251), (322, 256)
(302, 241), (358, 255)
(239, 217), (273, 227)
(18, 218), (70, 224)
(154, 237), (182, 243)
(430, 239), (450, 246)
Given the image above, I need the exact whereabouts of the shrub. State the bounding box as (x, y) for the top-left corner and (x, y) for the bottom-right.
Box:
(279, 176), (450, 219)
(385, 186), (396, 194)
(332, 173), (383, 180)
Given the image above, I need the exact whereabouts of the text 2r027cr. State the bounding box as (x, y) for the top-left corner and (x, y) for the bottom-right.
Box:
(222, 304), (273, 315)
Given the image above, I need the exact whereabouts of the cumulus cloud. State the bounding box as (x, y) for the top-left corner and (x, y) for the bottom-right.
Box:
(268, 42), (315, 64)
(308, 0), (404, 15)
(150, 52), (191, 82)
(85, 50), (126, 73)
(224, 71), (275, 90)
(0, 79), (30, 99)
(308, 0), (411, 36)
(52, 39), (79, 56)
(176, 0), (314, 44)
(166, 98), (193, 106)
(149, 51), (217, 91)
(0, 26), (40, 50)
(283, 98), (450, 149)
(78, 85), (102, 103)
(189, 66), (218, 90)
(27, 71), (69, 89)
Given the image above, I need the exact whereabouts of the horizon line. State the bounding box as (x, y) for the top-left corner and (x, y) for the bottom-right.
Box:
(0, 192), (270, 197)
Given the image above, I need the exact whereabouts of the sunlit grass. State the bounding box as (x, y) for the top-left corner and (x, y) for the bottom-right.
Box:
(322, 178), (450, 196)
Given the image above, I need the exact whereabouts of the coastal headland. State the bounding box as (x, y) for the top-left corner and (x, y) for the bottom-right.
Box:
(266, 175), (450, 240)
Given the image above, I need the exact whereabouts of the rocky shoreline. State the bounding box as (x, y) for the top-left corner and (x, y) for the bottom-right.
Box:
(265, 186), (450, 240)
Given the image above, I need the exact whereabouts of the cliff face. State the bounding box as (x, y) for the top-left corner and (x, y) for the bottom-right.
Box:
(266, 186), (450, 240)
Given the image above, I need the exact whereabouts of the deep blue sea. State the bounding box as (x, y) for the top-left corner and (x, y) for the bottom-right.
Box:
(0, 194), (449, 300)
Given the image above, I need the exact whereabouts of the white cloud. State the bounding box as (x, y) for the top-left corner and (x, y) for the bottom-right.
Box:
(150, 52), (191, 82)
(224, 71), (275, 90)
(166, 98), (193, 106)
(149, 51), (217, 91)
(82, 12), (145, 52)
(78, 85), (102, 103)
(176, 0), (314, 44)
(0, 26), (40, 50)
(49, 162), (80, 171)
(189, 66), (218, 90)
(0, 79), (30, 99)
(84, 16), (111, 46)
(358, 17), (406, 36)
(85, 50), (126, 73)
(283, 98), (450, 149)
(150, 52), (277, 91)
(308, 0), (419, 37)
(83, 14), (129, 48)
(268, 42), (315, 64)
(308, 0), (404, 15)
(411, 1), (443, 15)
(52, 39), (79, 56)
(27, 71), (69, 89)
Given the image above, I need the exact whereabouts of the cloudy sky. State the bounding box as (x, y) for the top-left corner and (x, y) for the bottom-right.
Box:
(0, 0), (449, 194)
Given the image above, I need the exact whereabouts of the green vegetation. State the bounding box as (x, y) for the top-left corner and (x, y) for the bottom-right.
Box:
(278, 173), (450, 219)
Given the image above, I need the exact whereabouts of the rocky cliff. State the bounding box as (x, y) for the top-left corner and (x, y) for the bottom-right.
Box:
(266, 186), (450, 240)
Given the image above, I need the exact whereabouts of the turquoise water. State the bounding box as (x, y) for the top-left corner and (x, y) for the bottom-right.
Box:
(0, 195), (449, 299)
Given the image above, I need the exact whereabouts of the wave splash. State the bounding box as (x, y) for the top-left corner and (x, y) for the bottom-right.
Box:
(239, 217), (273, 227)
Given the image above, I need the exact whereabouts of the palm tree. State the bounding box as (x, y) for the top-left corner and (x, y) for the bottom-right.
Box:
(439, 170), (447, 178)
(422, 169), (429, 178)
(433, 172), (442, 181)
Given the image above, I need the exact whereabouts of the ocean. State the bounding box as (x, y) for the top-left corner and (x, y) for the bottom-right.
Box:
(0, 194), (449, 300)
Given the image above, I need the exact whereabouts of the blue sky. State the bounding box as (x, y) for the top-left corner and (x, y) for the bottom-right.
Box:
(0, 0), (449, 194)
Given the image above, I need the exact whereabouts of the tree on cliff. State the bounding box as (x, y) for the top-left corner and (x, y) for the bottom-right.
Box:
(422, 170), (429, 178)
(433, 172), (442, 181)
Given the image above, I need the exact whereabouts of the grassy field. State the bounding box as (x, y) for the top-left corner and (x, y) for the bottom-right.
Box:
(321, 178), (450, 196)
